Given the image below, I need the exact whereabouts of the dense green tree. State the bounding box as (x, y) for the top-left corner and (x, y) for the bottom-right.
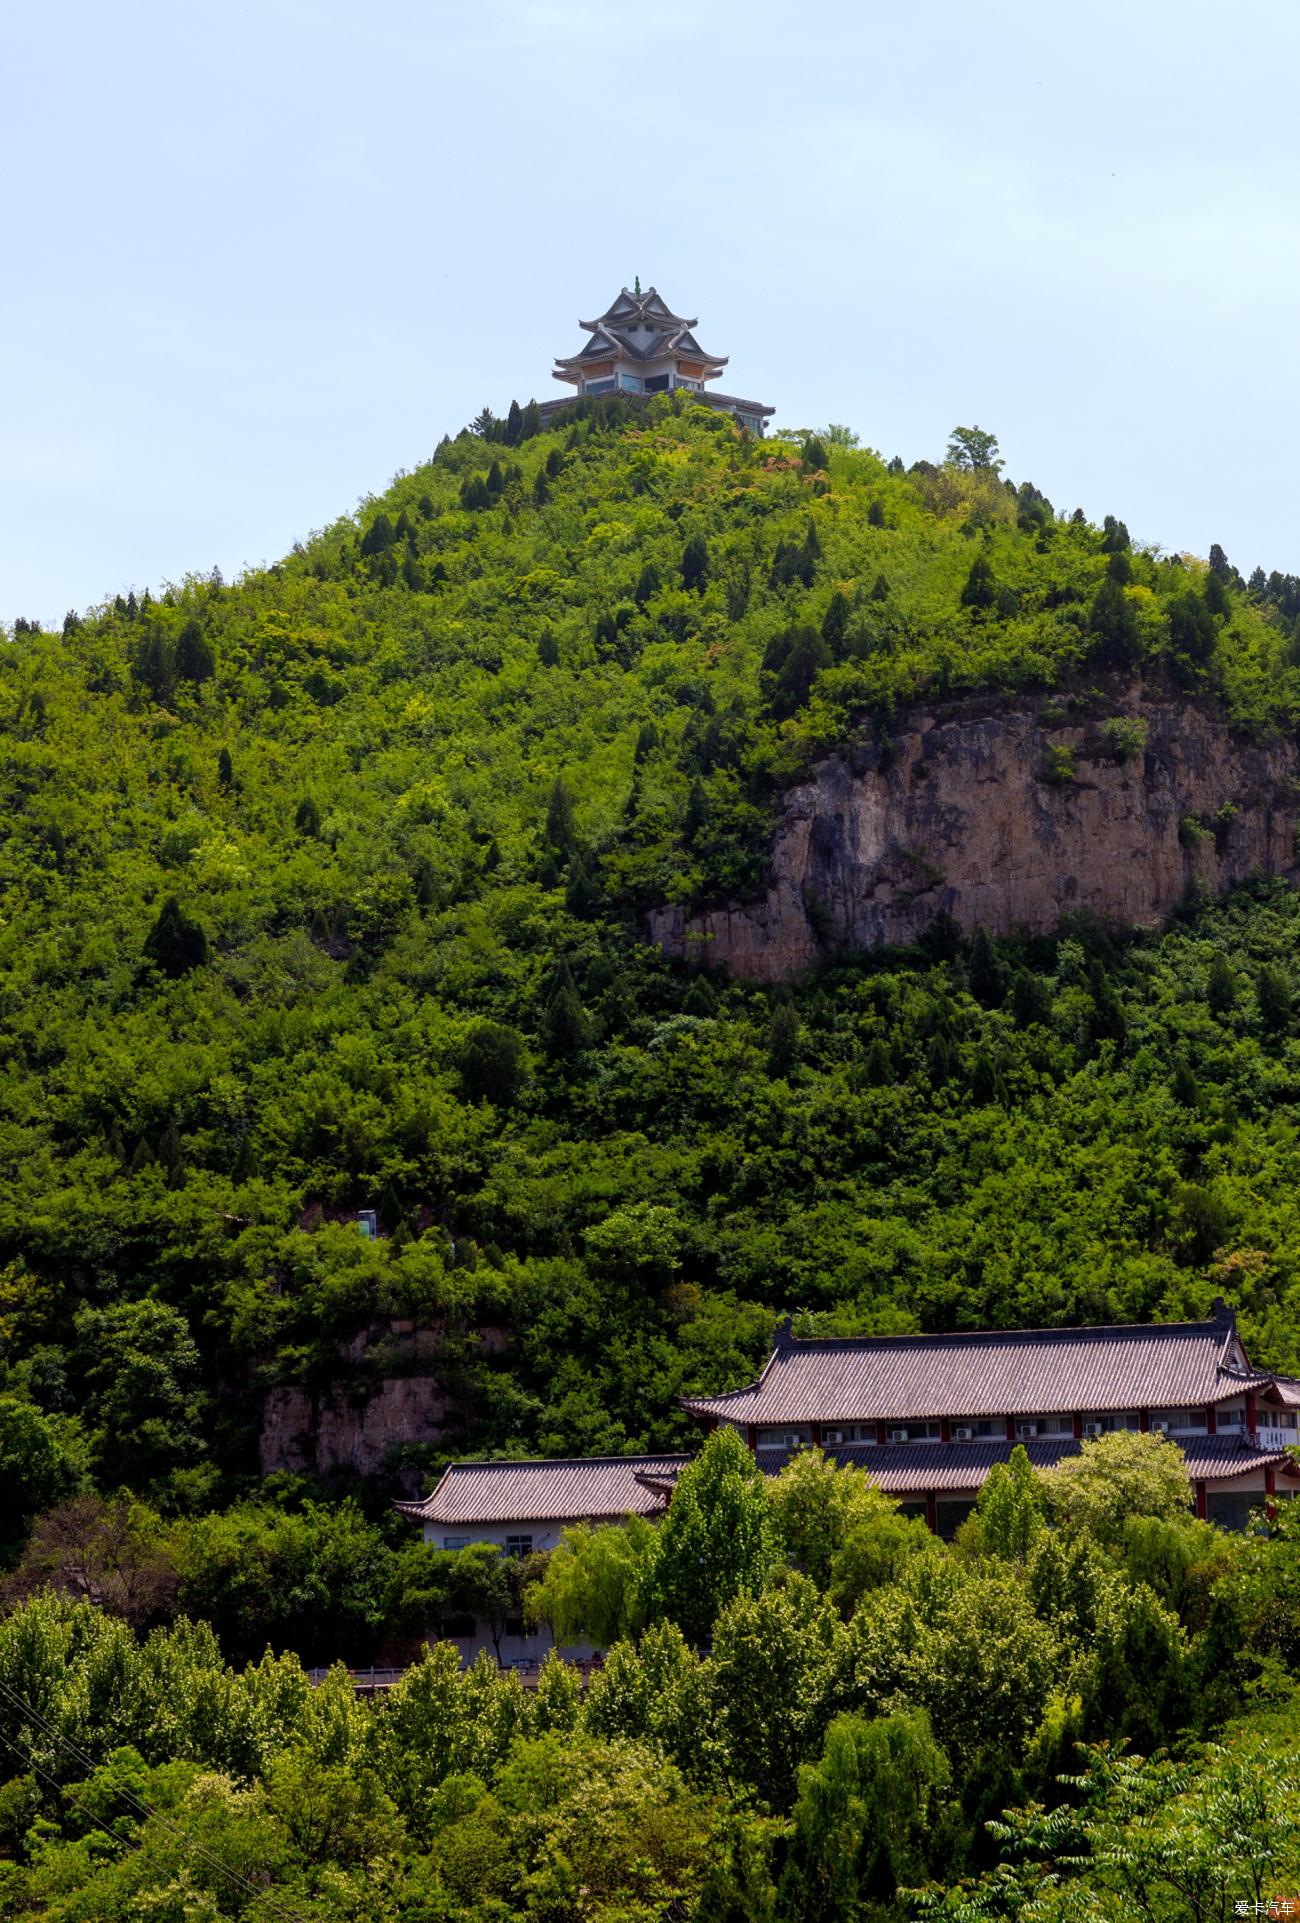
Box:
(142, 893), (208, 976)
(946, 426), (1003, 473)
(642, 1427), (775, 1645)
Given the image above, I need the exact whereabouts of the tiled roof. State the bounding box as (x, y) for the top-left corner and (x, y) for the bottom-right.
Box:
(1271, 1376), (1300, 1407)
(682, 1308), (1271, 1426)
(396, 1455), (690, 1527)
(759, 1434), (1290, 1495)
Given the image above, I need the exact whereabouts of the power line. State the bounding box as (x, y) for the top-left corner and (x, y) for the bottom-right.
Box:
(0, 1675), (310, 1922)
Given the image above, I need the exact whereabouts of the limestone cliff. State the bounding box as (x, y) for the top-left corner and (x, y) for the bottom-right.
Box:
(648, 680), (1300, 981)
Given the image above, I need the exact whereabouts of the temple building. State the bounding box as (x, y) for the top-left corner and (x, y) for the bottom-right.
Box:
(395, 1454), (686, 1668)
(537, 284), (774, 435)
(398, 1300), (1299, 1663)
(681, 1299), (1300, 1535)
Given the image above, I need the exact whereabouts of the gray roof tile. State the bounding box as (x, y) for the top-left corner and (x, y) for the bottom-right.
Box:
(763, 1433), (1290, 1494)
(397, 1455), (690, 1527)
(682, 1311), (1270, 1425)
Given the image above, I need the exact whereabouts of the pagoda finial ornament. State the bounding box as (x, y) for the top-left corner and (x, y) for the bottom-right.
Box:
(541, 285), (774, 435)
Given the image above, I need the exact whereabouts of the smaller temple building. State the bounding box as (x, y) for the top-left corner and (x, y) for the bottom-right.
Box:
(681, 1300), (1300, 1535)
(537, 284), (774, 435)
(395, 1454), (686, 1667)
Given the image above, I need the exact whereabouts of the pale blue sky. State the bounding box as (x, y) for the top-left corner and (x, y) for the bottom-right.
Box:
(4, 0), (1299, 625)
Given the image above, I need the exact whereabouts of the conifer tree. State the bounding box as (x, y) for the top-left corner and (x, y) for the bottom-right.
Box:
(766, 1001), (800, 1077)
(505, 399), (523, 446)
(681, 534), (710, 593)
(175, 619), (215, 683)
(143, 895), (208, 977)
(821, 590), (851, 659)
(217, 746), (234, 790)
(545, 776), (576, 854)
(294, 796), (321, 837)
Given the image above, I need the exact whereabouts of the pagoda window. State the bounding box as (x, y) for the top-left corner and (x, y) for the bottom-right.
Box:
(617, 372), (644, 393)
(757, 1426), (810, 1451)
(644, 373), (670, 393)
(583, 378), (616, 396)
(1218, 1403), (1244, 1429)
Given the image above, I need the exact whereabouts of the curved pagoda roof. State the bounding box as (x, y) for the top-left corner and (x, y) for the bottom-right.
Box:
(554, 284), (727, 375)
(681, 1301), (1282, 1427)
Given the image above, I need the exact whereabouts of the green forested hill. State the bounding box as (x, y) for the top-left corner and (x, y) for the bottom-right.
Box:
(6, 393), (1300, 1536)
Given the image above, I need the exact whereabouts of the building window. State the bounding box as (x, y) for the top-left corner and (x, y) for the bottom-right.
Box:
(757, 1428), (809, 1450)
(644, 373), (670, 392)
(950, 1419), (999, 1441)
(583, 378), (615, 395)
(1081, 1412), (1140, 1436)
(443, 1536), (470, 1552)
(1219, 1404), (1244, 1429)
(1151, 1409), (1206, 1434)
(886, 1422), (941, 1444)
(504, 1535), (534, 1559)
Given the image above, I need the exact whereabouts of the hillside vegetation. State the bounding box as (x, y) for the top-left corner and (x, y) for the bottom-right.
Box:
(5, 395), (1300, 1550)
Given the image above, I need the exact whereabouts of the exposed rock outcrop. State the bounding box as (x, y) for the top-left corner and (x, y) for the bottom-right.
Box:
(648, 681), (1300, 981)
(257, 1319), (512, 1487)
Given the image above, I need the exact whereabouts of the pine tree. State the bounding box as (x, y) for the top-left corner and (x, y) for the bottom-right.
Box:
(1257, 964), (1291, 1034)
(867, 498), (886, 528)
(967, 927), (1007, 1008)
(143, 896), (208, 977)
(359, 512), (394, 556)
(766, 1002), (800, 1077)
(681, 534), (710, 592)
(521, 400), (542, 440)
(545, 776), (576, 854)
(1204, 567), (1230, 618)
(133, 625), (176, 703)
(294, 796), (321, 837)
(485, 460), (504, 496)
(1206, 953), (1236, 1015)
(961, 556), (997, 613)
(505, 399), (523, 446)
(802, 435), (828, 471)
(634, 562), (661, 606)
(217, 747), (234, 791)
(1089, 578), (1141, 668)
(542, 963), (588, 1059)
(537, 630), (559, 667)
(175, 619), (215, 683)
(820, 591), (849, 659)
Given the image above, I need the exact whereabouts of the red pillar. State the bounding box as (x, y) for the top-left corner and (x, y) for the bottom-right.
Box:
(1205, 1405), (1217, 1436)
(1072, 1413), (1083, 1440)
(810, 1423), (822, 1449)
(876, 1421), (888, 1447)
(1195, 1480), (1207, 1520)
(925, 1491), (938, 1534)
(1005, 1415), (1016, 1441)
(1246, 1391), (1257, 1438)
(1139, 1409), (1149, 1433)
(746, 1425), (757, 1453)
(940, 1416), (951, 1443)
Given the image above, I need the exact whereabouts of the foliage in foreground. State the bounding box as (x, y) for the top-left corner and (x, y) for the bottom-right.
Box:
(3, 1435), (1300, 1919)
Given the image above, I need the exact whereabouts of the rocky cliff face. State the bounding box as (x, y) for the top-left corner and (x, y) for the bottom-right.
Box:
(648, 681), (1300, 981)
(258, 1319), (511, 1489)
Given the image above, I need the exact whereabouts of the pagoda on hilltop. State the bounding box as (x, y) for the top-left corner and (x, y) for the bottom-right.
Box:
(537, 282), (774, 435)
